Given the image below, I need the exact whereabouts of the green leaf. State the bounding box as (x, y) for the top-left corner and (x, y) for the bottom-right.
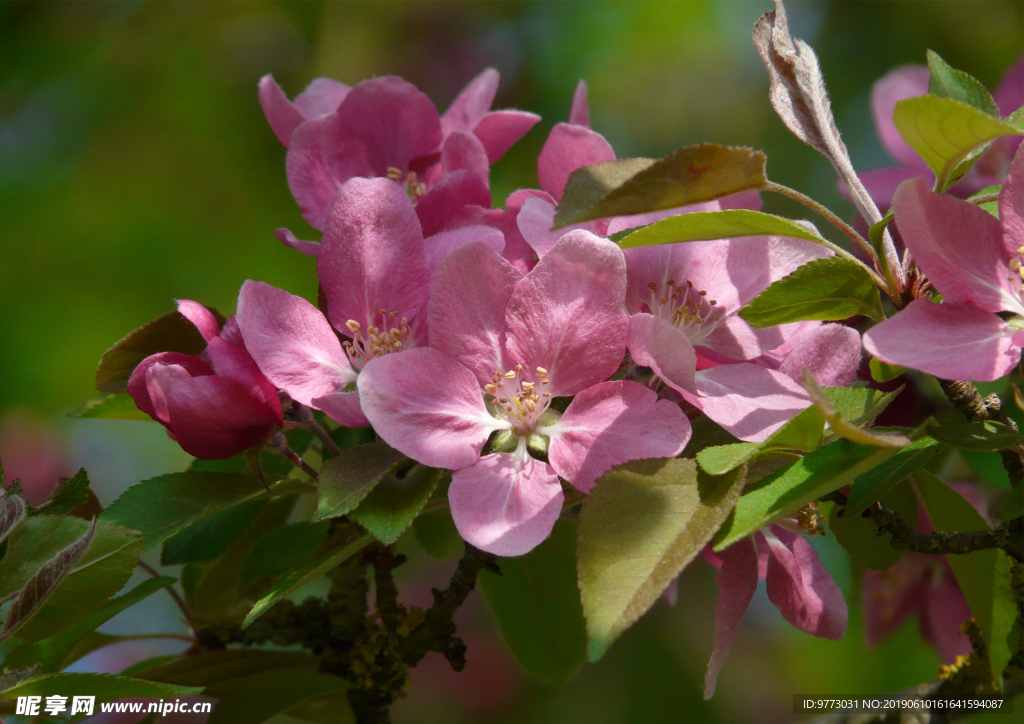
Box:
(413, 495), (462, 561)
(554, 144), (767, 227)
(828, 482), (917, 571)
(926, 50), (1000, 118)
(739, 256), (884, 327)
(914, 470), (1017, 685)
(70, 394), (151, 420)
(868, 213), (893, 261)
(102, 471), (267, 551)
(893, 95), (1023, 193)
(996, 485), (1022, 522)
(207, 669), (351, 724)
(135, 650), (317, 693)
(0, 490), (26, 546)
(276, 690), (355, 724)
(32, 469), (91, 517)
(844, 435), (944, 516)
(350, 465), (442, 545)
(239, 521), (331, 591)
(926, 421), (1024, 452)
(697, 406), (824, 475)
(95, 309), (220, 394)
(479, 519), (587, 684)
(826, 385), (903, 429)
(0, 672), (201, 701)
(682, 415), (739, 458)
(969, 185), (1002, 218)
(869, 358), (906, 383)
(243, 533), (372, 628)
(578, 459), (746, 661)
(803, 371), (909, 448)
(714, 439), (903, 550)
(161, 499), (268, 565)
(617, 209), (827, 249)
(3, 576), (173, 673)
(312, 443), (408, 522)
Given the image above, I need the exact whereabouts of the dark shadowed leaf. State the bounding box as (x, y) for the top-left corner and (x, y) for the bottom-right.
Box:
(32, 468), (91, 517)
(617, 209), (826, 248)
(0, 672), (201, 700)
(350, 465), (442, 545)
(479, 519), (587, 684)
(845, 435), (944, 516)
(313, 442), (408, 522)
(740, 256), (884, 327)
(869, 358), (906, 383)
(927, 50), (999, 117)
(161, 499), (269, 565)
(926, 421), (1024, 452)
(70, 394), (152, 420)
(578, 459), (746, 661)
(207, 668), (351, 724)
(135, 649), (317, 693)
(239, 521), (331, 590)
(554, 144), (767, 227)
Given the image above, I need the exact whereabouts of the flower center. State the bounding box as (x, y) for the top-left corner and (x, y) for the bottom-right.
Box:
(646, 279), (723, 342)
(1007, 246), (1024, 300)
(775, 502), (825, 537)
(343, 309), (413, 370)
(484, 365), (554, 436)
(387, 167), (428, 199)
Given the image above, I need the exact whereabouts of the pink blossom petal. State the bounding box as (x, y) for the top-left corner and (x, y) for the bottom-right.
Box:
(863, 299), (1021, 382)
(537, 123), (615, 200)
(286, 114), (373, 230)
(416, 170), (492, 237)
(442, 204), (536, 275)
(128, 352), (213, 422)
(319, 178), (432, 333)
(704, 537), (759, 699)
(506, 188), (555, 217)
(995, 55), (1024, 118)
(236, 280), (355, 407)
(778, 324), (861, 387)
(568, 79), (590, 128)
(702, 314), (790, 362)
(338, 76), (443, 176)
(275, 228), (321, 258)
(311, 390), (370, 427)
(218, 316), (244, 347)
(293, 77), (350, 119)
(473, 110), (541, 164)
(441, 68), (499, 138)
(627, 313), (697, 394)
(720, 191), (763, 212)
(872, 65), (932, 168)
(441, 130), (490, 183)
(428, 242), (520, 386)
(855, 166), (927, 211)
(176, 300), (220, 342)
(516, 196), (602, 259)
(1000, 146), (1024, 253)
(449, 452), (564, 556)
(202, 338), (283, 421)
(862, 559), (930, 648)
(505, 231), (629, 396)
(763, 528), (847, 640)
(357, 348), (507, 470)
(424, 225), (506, 276)
(258, 75), (306, 147)
(921, 575), (973, 663)
(546, 380), (691, 492)
(687, 364), (810, 442)
(893, 179), (1020, 314)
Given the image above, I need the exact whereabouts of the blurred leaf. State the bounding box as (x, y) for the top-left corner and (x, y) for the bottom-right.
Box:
(102, 471), (267, 551)
(207, 668), (351, 724)
(350, 465), (442, 545)
(740, 257), (884, 327)
(927, 50), (1000, 117)
(828, 481), (917, 571)
(3, 576), (173, 673)
(893, 95), (1022, 192)
(278, 690), (355, 724)
(70, 394), (151, 420)
(239, 521), (331, 590)
(479, 519), (587, 684)
(578, 459), (746, 661)
(32, 469), (91, 517)
(95, 310), (216, 394)
(313, 443), (407, 522)
(926, 421), (1024, 452)
(803, 371), (909, 448)
(554, 144), (767, 227)
(0, 519), (96, 643)
(244, 533), (372, 628)
(914, 470), (1017, 685)
(161, 498), (268, 566)
(412, 486), (462, 561)
(136, 650), (316, 693)
(996, 485), (1022, 521)
(617, 209), (827, 248)
(714, 439), (903, 550)
(845, 435), (944, 516)
(697, 406), (824, 475)
(869, 358), (906, 382)
(0, 672), (201, 700)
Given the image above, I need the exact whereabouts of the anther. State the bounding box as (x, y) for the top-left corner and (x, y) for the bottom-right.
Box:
(386, 167), (403, 180)
(505, 370), (517, 379)
(536, 367), (548, 376)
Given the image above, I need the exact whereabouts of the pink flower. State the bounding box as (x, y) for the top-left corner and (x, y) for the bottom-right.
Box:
(702, 523), (847, 698)
(862, 147), (1024, 381)
(356, 234), (692, 556)
(127, 301), (283, 460)
(624, 232), (832, 441)
(857, 56), (1023, 210)
(758, 321), (863, 388)
(267, 70), (538, 231)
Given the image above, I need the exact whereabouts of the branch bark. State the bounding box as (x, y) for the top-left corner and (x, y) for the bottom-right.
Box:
(939, 380), (1024, 489)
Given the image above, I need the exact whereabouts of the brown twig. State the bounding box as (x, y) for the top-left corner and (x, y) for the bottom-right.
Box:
(939, 380), (1024, 489)
(137, 560), (195, 628)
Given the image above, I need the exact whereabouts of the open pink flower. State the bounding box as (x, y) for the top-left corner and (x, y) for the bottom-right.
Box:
(863, 147), (1024, 381)
(357, 234), (691, 556)
(702, 522), (847, 698)
(128, 301), (283, 459)
(624, 233), (831, 441)
(857, 56), (1023, 210)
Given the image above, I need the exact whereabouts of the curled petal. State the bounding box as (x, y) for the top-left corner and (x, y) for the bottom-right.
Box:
(311, 390), (370, 428)
(176, 300), (220, 342)
(275, 228), (321, 258)
(704, 538), (759, 700)
(449, 452), (564, 557)
(473, 110), (541, 164)
(568, 79), (590, 128)
(546, 380), (691, 492)
(762, 527), (847, 640)
(537, 122), (615, 200)
(128, 352), (213, 422)
(441, 68), (499, 137)
(688, 363), (810, 442)
(258, 74), (305, 147)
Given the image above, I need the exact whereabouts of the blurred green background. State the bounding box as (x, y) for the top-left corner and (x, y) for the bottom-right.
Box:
(0, 1), (1020, 722)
